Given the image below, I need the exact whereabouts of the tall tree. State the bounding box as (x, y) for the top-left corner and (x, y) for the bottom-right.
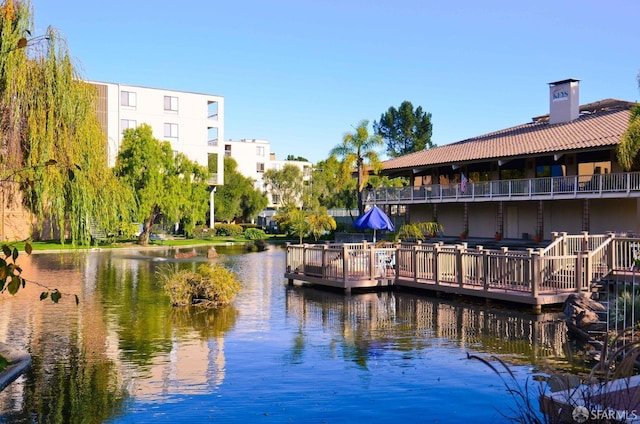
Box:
(373, 101), (434, 157)
(263, 163), (304, 211)
(0, 1), (131, 245)
(215, 157), (267, 223)
(330, 120), (383, 215)
(114, 124), (210, 244)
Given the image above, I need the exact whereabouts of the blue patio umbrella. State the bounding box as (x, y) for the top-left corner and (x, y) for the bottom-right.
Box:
(353, 205), (395, 243)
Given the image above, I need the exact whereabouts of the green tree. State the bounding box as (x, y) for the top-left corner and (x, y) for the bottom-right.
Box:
(373, 101), (434, 157)
(330, 120), (384, 215)
(114, 124), (210, 245)
(617, 104), (640, 171)
(263, 164), (304, 211)
(275, 208), (309, 244)
(307, 208), (337, 241)
(0, 2), (131, 245)
(215, 157), (267, 223)
(286, 154), (309, 162)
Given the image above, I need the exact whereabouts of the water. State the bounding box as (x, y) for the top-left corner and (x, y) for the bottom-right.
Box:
(0, 244), (569, 423)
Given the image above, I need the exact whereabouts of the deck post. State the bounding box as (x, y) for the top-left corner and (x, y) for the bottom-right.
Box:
(584, 250), (592, 292)
(560, 232), (567, 256)
(413, 245), (419, 283)
(322, 244), (328, 279)
(369, 245), (376, 280)
(575, 251), (583, 293)
(285, 242), (291, 273)
(581, 231), (589, 252)
(501, 247), (508, 287)
(342, 245), (348, 285)
(531, 250), (540, 297)
(456, 244), (464, 288)
(607, 232), (616, 272)
(434, 244), (440, 286)
(480, 247), (489, 291)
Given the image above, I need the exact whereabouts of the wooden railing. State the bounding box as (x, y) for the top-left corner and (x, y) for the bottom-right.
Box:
(367, 172), (640, 204)
(286, 233), (639, 298)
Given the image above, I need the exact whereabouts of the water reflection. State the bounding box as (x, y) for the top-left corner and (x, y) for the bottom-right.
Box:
(285, 287), (567, 368)
(0, 245), (570, 422)
(0, 248), (240, 422)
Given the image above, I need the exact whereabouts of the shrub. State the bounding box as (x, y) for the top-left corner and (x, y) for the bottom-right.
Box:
(194, 225), (216, 240)
(246, 239), (268, 252)
(215, 223), (243, 237)
(160, 264), (241, 308)
(244, 228), (266, 240)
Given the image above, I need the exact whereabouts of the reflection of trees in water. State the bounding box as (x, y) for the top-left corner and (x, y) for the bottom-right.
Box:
(285, 287), (567, 368)
(170, 305), (239, 339)
(97, 256), (174, 366)
(1, 337), (127, 423)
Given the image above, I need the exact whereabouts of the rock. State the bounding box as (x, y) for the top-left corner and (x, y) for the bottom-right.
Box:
(563, 293), (606, 343)
(207, 247), (218, 259)
(174, 250), (197, 259)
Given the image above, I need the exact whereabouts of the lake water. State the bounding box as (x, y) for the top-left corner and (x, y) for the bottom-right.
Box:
(0, 244), (570, 423)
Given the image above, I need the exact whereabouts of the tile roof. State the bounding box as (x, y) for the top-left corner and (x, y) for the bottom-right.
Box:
(382, 99), (636, 172)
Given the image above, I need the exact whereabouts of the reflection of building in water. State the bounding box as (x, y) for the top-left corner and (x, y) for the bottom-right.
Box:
(0, 251), (230, 408)
(128, 336), (225, 401)
(285, 287), (567, 361)
(101, 250), (229, 400)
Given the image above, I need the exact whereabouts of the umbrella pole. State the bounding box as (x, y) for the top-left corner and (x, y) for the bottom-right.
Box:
(373, 229), (376, 244)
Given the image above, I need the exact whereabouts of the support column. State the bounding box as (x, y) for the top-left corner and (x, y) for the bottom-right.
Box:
(463, 202), (469, 235)
(536, 200), (544, 240)
(496, 201), (504, 236)
(582, 198), (590, 232)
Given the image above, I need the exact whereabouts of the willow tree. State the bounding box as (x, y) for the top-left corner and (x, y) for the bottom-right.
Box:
(329, 120), (384, 215)
(0, 0), (132, 245)
(114, 124), (210, 245)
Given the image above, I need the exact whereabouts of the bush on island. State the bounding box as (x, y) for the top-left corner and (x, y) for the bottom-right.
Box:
(160, 264), (241, 308)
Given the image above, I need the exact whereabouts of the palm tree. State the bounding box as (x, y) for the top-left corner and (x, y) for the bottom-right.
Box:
(330, 120), (384, 215)
(616, 104), (640, 171)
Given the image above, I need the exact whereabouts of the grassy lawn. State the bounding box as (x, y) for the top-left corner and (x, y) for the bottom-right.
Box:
(4, 235), (294, 252)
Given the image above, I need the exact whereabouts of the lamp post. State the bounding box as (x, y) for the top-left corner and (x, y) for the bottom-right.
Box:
(209, 186), (217, 229)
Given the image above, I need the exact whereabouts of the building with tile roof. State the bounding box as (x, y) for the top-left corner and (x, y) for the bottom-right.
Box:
(369, 79), (640, 241)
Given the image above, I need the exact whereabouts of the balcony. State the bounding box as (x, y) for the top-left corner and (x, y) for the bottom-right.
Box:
(368, 172), (640, 205)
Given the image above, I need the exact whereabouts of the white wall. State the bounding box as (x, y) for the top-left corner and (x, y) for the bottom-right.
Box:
(94, 81), (224, 185)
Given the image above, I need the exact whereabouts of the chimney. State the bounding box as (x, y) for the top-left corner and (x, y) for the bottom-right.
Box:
(548, 79), (580, 124)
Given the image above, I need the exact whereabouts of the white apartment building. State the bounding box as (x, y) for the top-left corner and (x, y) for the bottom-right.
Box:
(223, 139), (312, 208)
(90, 81), (225, 187)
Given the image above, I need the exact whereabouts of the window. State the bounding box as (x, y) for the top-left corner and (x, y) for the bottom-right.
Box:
(121, 119), (136, 131)
(256, 146), (265, 156)
(121, 91), (136, 107)
(164, 96), (178, 112)
(257, 162), (265, 173)
(164, 123), (178, 139)
(224, 144), (232, 157)
(271, 194), (280, 205)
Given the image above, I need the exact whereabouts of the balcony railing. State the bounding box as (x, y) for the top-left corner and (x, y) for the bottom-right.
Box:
(368, 172), (640, 204)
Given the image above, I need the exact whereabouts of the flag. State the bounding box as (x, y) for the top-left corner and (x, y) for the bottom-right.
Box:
(461, 173), (468, 194)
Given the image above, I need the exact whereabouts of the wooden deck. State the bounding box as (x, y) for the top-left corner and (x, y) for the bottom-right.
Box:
(285, 233), (640, 312)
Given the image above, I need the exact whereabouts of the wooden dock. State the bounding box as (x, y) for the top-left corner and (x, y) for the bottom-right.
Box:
(285, 233), (640, 312)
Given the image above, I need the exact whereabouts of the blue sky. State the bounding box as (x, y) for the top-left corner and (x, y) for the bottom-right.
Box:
(30, 0), (639, 164)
